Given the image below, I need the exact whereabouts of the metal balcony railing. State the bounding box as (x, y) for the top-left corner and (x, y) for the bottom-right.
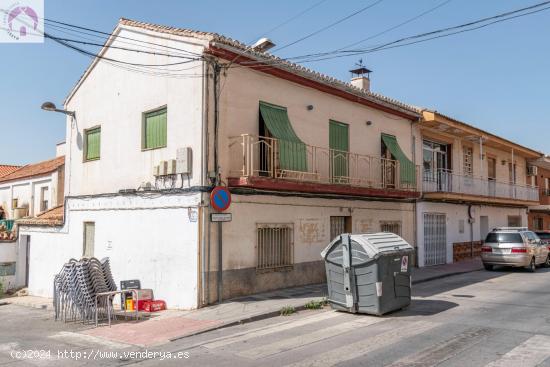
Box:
(542, 188), (550, 197)
(229, 134), (420, 191)
(422, 169), (539, 202)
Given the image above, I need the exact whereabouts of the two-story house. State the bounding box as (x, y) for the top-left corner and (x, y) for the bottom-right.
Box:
(528, 156), (550, 230)
(414, 110), (542, 266)
(19, 18), (421, 309)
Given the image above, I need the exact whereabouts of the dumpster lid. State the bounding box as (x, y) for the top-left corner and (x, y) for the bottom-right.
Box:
(321, 232), (413, 259)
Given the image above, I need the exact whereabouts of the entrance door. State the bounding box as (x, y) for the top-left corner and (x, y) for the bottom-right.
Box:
(330, 216), (352, 241)
(480, 216), (489, 242)
(424, 213), (447, 266)
(329, 121), (349, 183)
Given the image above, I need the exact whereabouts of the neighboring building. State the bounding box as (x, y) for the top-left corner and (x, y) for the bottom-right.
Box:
(527, 157), (550, 231)
(19, 18), (421, 309)
(0, 165), (20, 180)
(414, 110), (542, 266)
(0, 155), (64, 290)
(0, 156), (65, 219)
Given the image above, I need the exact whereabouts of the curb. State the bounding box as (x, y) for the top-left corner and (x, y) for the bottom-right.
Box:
(412, 268), (483, 285)
(169, 303), (318, 342)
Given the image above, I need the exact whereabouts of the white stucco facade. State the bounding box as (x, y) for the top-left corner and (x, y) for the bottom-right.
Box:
(19, 193), (200, 309)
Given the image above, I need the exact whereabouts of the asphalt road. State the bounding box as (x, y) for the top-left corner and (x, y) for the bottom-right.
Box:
(2, 267), (550, 366)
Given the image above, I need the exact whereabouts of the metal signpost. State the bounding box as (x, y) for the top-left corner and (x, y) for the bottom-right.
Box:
(210, 186), (231, 304)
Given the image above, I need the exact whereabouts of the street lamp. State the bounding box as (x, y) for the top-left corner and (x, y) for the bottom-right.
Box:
(41, 102), (75, 117)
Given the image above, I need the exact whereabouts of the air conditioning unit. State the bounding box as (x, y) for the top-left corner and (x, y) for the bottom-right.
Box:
(159, 160), (168, 176)
(166, 159), (177, 175)
(527, 165), (538, 176)
(176, 147), (192, 174)
(152, 165), (160, 177)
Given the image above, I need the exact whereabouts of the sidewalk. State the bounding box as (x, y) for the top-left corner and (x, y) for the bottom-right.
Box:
(7, 259), (483, 347)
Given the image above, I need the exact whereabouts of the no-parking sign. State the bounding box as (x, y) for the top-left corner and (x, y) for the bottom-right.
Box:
(210, 186), (231, 212)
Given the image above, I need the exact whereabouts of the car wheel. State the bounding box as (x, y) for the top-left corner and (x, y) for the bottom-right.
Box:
(483, 263), (493, 271)
(527, 257), (536, 273)
(545, 255), (550, 268)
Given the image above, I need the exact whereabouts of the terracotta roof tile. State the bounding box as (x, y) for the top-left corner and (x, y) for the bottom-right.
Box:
(0, 165), (21, 178)
(17, 205), (64, 227)
(0, 156), (64, 184)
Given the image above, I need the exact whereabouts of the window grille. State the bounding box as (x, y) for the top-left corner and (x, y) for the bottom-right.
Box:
(257, 224), (293, 272)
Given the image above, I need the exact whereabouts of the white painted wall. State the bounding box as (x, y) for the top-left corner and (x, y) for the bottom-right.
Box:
(416, 201), (527, 267)
(20, 193), (201, 309)
(0, 174), (59, 218)
(64, 27), (207, 196)
(0, 241), (18, 289)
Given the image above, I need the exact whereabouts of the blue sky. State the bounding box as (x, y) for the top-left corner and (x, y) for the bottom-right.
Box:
(0, 0), (548, 165)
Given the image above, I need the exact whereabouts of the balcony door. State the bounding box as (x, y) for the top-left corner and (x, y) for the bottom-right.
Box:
(423, 140), (450, 191)
(487, 157), (496, 196)
(329, 121), (349, 183)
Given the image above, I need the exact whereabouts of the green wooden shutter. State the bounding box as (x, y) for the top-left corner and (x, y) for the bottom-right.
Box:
(381, 134), (416, 185)
(144, 108), (167, 149)
(85, 127), (101, 160)
(259, 101), (307, 172)
(329, 120), (349, 179)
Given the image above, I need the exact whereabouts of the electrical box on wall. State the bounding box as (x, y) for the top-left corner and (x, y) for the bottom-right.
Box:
(176, 147), (192, 174)
(167, 159), (177, 175)
(159, 160), (168, 176)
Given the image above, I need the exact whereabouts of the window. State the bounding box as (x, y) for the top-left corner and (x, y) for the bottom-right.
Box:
(380, 221), (402, 236)
(0, 262), (16, 276)
(142, 107), (167, 150)
(40, 187), (49, 213)
(534, 217), (544, 231)
(83, 222), (95, 258)
(256, 224), (293, 272)
(330, 216), (352, 240)
(485, 232), (522, 243)
(84, 126), (101, 161)
(12, 198), (18, 209)
(508, 215), (522, 227)
(463, 147), (473, 176)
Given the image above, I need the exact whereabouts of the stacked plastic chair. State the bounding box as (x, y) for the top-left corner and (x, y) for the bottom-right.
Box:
(53, 257), (117, 324)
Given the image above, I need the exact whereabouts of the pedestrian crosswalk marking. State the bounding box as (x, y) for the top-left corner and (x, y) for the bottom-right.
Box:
(386, 327), (493, 367)
(238, 315), (384, 359)
(203, 311), (341, 349)
(484, 335), (550, 367)
(283, 320), (439, 367)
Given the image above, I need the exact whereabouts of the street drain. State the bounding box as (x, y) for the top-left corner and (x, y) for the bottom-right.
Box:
(452, 294), (475, 298)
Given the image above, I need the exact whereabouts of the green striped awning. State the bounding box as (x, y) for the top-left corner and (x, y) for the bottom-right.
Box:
(259, 101), (307, 172)
(381, 134), (416, 185)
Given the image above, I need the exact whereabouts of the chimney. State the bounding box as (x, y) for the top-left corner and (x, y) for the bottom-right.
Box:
(349, 66), (372, 92)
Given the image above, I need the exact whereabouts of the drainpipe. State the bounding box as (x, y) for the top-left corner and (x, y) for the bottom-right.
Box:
(200, 59), (210, 308)
(212, 61), (223, 304)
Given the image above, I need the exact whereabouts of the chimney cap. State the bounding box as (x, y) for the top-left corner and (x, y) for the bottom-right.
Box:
(350, 67), (372, 76)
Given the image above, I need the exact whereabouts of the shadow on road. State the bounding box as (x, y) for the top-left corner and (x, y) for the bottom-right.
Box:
(389, 299), (459, 317)
(412, 270), (507, 298)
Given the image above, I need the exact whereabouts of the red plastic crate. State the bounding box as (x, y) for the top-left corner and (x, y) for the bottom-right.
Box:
(142, 300), (166, 312)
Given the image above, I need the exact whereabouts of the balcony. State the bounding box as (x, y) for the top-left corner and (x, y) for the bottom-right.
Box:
(228, 135), (420, 199)
(422, 169), (539, 205)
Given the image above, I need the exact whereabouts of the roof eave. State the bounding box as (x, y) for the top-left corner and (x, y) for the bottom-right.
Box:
(208, 42), (420, 121)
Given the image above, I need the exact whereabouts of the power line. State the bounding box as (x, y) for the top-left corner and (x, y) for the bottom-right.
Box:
(236, 0), (550, 69)
(272, 0), (388, 52)
(249, 0), (330, 42)
(337, 0), (454, 51)
(44, 18), (203, 58)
